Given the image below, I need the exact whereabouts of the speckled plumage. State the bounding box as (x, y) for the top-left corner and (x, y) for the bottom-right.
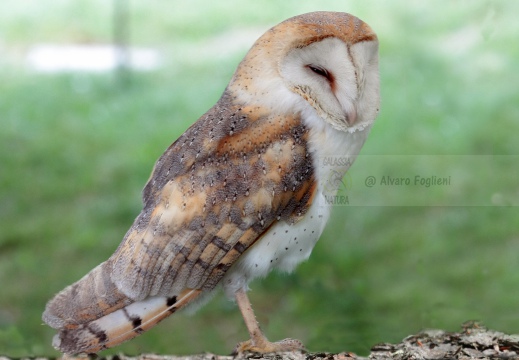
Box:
(43, 11), (380, 355)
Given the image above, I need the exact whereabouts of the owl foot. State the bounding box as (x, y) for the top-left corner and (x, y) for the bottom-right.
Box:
(233, 288), (305, 354)
(233, 337), (305, 355)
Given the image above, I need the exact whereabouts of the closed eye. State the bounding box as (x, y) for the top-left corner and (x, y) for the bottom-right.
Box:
(307, 64), (332, 82)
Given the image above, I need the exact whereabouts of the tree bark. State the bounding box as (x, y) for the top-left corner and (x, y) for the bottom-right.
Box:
(3, 322), (518, 360)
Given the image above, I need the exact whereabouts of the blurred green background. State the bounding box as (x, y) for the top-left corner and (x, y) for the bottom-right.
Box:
(1, 0), (518, 357)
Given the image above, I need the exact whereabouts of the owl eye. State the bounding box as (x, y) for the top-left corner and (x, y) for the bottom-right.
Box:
(307, 64), (332, 81)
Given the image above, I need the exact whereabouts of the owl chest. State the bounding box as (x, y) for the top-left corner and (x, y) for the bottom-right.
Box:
(225, 190), (331, 288)
(260, 197), (330, 272)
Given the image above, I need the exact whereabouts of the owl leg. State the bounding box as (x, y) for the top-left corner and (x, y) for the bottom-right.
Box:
(233, 288), (304, 354)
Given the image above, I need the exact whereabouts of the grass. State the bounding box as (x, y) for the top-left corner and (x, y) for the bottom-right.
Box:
(0, 0), (518, 357)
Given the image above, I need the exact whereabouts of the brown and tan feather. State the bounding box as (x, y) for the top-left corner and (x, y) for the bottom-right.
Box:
(43, 89), (317, 352)
(111, 90), (316, 300)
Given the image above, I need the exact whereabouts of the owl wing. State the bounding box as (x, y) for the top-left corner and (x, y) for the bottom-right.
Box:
(43, 92), (317, 355)
(110, 91), (317, 301)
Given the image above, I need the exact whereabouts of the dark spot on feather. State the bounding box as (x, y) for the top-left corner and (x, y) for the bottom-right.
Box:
(212, 236), (231, 252)
(166, 296), (179, 314)
(87, 324), (107, 343)
(167, 296), (177, 307)
(234, 241), (247, 254)
(195, 258), (210, 270)
(132, 317), (143, 333)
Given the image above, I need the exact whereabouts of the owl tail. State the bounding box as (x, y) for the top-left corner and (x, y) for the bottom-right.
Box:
(43, 260), (201, 354)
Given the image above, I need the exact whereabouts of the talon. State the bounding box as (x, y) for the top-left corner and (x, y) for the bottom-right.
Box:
(233, 338), (305, 355)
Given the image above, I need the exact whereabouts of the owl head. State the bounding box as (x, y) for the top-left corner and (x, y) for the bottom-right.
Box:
(228, 11), (380, 133)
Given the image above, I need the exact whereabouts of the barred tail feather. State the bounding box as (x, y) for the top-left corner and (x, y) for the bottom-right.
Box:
(51, 288), (201, 354)
(43, 260), (131, 330)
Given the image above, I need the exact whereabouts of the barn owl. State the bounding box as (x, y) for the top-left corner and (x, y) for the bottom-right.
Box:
(43, 11), (379, 354)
